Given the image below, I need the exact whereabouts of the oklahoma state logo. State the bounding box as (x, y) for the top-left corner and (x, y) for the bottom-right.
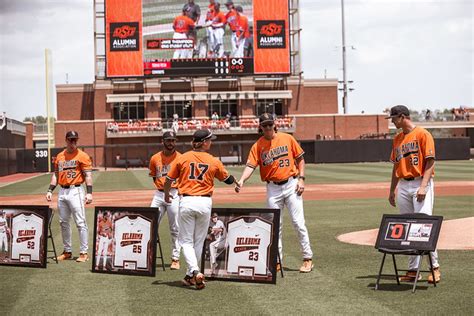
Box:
(256, 20), (286, 49)
(113, 25), (136, 39)
(260, 23), (282, 36)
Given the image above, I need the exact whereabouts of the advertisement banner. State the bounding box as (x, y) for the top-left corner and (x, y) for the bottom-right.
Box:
(105, 0), (290, 77)
(106, 0), (144, 77)
(253, 0), (290, 74)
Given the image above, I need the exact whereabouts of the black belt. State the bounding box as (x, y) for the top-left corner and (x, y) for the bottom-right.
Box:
(61, 184), (81, 189)
(403, 177), (415, 181)
(182, 193), (212, 197)
(267, 176), (297, 186)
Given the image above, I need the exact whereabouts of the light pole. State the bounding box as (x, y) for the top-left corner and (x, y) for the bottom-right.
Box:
(341, 0), (348, 114)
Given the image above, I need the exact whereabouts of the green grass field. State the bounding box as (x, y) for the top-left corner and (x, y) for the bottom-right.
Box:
(0, 161), (473, 314)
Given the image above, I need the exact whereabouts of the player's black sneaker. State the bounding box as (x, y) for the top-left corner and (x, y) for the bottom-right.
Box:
(182, 274), (195, 286)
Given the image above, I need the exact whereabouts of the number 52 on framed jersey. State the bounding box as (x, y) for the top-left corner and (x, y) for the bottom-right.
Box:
(0, 205), (50, 269)
(201, 208), (280, 284)
(92, 207), (158, 277)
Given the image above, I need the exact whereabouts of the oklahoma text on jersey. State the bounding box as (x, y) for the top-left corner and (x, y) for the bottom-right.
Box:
(58, 160), (78, 171)
(17, 230), (36, 242)
(393, 141), (419, 162)
(120, 233), (143, 247)
(234, 237), (261, 253)
(261, 145), (289, 166)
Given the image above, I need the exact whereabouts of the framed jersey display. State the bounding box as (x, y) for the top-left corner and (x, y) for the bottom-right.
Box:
(201, 208), (280, 284)
(92, 207), (158, 277)
(375, 214), (443, 251)
(0, 205), (50, 268)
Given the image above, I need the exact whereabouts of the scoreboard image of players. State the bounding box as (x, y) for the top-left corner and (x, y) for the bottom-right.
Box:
(0, 205), (50, 269)
(92, 207), (158, 277)
(375, 214), (443, 252)
(201, 208), (280, 284)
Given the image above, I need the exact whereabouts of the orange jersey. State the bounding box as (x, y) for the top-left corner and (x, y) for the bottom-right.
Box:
(167, 150), (230, 196)
(226, 10), (239, 31)
(54, 149), (92, 186)
(173, 15), (195, 34)
(206, 3), (216, 21)
(149, 151), (181, 190)
(211, 11), (226, 27)
(237, 14), (250, 38)
(98, 219), (113, 238)
(247, 132), (304, 182)
(390, 126), (436, 178)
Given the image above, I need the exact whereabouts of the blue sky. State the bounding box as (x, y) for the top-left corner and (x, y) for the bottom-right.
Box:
(0, 0), (472, 121)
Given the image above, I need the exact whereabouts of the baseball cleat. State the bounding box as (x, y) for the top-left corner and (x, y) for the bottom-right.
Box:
(399, 271), (422, 282)
(299, 259), (313, 273)
(76, 253), (89, 262)
(194, 272), (206, 290)
(182, 275), (196, 286)
(276, 263), (281, 272)
(427, 267), (441, 284)
(56, 251), (72, 261)
(170, 259), (180, 270)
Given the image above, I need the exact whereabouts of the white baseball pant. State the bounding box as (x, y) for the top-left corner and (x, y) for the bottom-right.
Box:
(178, 196), (212, 276)
(0, 232), (8, 252)
(206, 26), (215, 57)
(173, 32), (192, 59)
(209, 238), (226, 267)
(151, 188), (181, 261)
(267, 176), (313, 262)
(397, 177), (439, 270)
(212, 28), (225, 57)
(96, 235), (110, 268)
(58, 185), (88, 253)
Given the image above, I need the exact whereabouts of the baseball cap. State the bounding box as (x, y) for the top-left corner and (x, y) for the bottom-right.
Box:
(259, 113), (274, 125)
(65, 131), (79, 139)
(385, 105), (410, 119)
(235, 5), (243, 12)
(193, 129), (217, 142)
(211, 212), (218, 218)
(225, 0), (234, 5)
(162, 131), (177, 140)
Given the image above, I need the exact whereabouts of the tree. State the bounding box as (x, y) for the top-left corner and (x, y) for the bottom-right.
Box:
(23, 116), (49, 124)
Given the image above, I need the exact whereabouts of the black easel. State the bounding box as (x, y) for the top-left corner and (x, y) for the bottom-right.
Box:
(47, 209), (58, 264)
(375, 248), (437, 293)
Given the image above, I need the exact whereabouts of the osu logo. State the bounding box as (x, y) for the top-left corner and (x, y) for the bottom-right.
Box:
(113, 25), (136, 39)
(260, 23), (282, 36)
(147, 40), (160, 49)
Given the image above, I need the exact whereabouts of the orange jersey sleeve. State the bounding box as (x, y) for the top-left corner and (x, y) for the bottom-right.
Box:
(226, 10), (239, 31)
(98, 219), (113, 238)
(247, 132), (304, 182)
(237, 15), (250, 38)
(149, 151), (181, 190)
(55, 149), (92, 186)
(167, 151), (230, 196)
(173, 15), (195, 33)
(212, 12), (227, 26)
(390, 126), (436, 178)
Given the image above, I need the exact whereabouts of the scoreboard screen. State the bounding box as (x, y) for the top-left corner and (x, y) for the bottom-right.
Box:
(105, 0), (291, 78)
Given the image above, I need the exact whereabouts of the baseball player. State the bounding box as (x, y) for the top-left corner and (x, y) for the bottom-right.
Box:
(46, 131), (93, 263)
(209, 2), (226, 58)
(164, 129), (240, 290)
(208, 212), (226, 275)
(387, 105), (441, 283)
(225, 1), (238, 53)
(95, 212), (113, 270)
(236, 113), (314, 273)
(0, 211), (9, 255)
(172, 9), (196, 59)
(205, 0), (217, 57)
(149, 131), (182, 270)
(233, 5), (249, 58)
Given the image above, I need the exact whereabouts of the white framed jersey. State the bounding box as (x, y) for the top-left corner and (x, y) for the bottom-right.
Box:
(113, 216), (151, 269)
(11, 213), (44, 262)
(226, 217), (272, 275)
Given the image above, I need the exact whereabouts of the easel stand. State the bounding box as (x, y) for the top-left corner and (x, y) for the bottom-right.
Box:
(375, 248), (437, 293)
(277, 253), (284, 278)
(47, 209), (58, 264)
(156, 233), (165, 271)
